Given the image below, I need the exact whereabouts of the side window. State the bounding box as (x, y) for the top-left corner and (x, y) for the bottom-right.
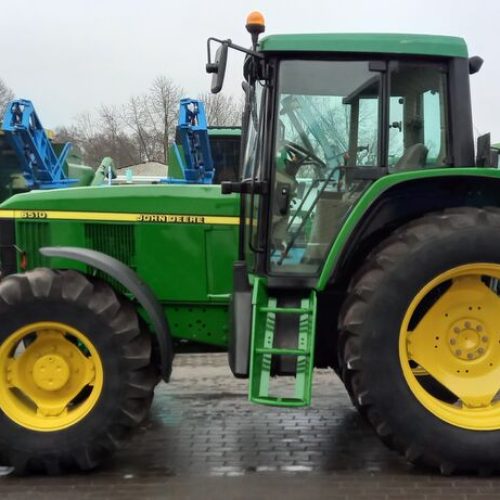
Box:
(388, 63), (448, 171)
(356, 98), (379, 166)
(422, 90), (443, 162)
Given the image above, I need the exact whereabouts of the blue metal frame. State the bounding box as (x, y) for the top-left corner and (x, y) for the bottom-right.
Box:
(2, 99), (77, 189)
(166, 98), (214, 184)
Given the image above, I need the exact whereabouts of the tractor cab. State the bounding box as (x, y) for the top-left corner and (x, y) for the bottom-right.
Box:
(235, 35), (475, 282)
(208, 13), (484, 406)
(210, 17), (478, 284)
(265, 57), (452, 276)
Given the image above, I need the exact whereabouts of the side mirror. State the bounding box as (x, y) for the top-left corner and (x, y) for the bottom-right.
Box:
(206, 41), (229, 94)
(469, 56), (484, 75)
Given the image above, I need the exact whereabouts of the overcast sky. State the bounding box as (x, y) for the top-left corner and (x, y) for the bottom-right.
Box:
(1, 0), (499, 140)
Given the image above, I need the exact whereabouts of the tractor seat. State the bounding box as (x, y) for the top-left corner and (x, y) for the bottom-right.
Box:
(393, 143), (428, 172)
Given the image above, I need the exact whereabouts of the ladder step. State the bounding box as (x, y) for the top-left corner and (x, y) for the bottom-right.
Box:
(249, 277), (317, 408)
(252, 396), (309, 407)
(258, 306), (311, 314)
(255, 347), (309, 356)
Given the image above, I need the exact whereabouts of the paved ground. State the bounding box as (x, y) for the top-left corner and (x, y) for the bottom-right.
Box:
(2, 354), (500, 499)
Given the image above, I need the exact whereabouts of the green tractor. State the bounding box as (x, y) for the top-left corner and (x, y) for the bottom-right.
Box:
(0, 12), (499, 474)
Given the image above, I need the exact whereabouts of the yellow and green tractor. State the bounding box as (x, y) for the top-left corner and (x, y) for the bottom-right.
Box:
(0, 12), (499, 475)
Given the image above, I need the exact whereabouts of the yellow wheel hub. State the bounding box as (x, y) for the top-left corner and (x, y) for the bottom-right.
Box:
(446, 319), (489, 361)
(0, 321), (104, 431)
(33, 354), (71, 391)
(401, 264), (500, 430)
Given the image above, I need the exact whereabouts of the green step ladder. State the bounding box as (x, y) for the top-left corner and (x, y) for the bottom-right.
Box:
(249, 277), (317, 407)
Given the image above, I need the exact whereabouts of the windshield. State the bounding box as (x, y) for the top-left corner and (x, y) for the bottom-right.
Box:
(277, 60), (380, 170)
(270, 60), (379, 275)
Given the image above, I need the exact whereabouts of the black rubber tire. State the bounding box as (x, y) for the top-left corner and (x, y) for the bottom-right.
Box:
(0, 268), (157, 474)
(339, 207), (500, 474)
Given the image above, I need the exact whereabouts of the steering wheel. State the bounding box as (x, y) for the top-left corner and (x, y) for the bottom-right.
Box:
(282, 140), (327, 173)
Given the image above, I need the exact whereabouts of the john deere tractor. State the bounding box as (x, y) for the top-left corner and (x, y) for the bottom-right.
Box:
(0, 12), (499, 475)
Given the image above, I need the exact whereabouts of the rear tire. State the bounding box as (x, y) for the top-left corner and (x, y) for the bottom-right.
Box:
(339, 207), (500, 474)
(0, 268), (156, 474)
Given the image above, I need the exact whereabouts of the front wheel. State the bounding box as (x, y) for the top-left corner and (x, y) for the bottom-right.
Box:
(340, 207), (500, 474)
(0, 269), (157, 474)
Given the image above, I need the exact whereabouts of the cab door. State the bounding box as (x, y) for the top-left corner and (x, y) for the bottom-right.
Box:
(267, 59), (382, 278)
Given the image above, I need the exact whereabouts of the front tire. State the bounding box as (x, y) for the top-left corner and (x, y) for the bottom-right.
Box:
(0, 268), (156, 474)
(340, 207), (500, 474)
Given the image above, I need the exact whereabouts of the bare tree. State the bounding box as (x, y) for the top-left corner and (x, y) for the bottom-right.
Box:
(97, 105), (138, 167)
(0, 78), (14, 114)
(55, 113), (96, 163)
(55, 75), (245, 169)
(198, 92), (243, 127)
(124, 95), (154, 162)
(56, 108), (138, 168)
(120, 76), (183, 164)
(149, 76), (184, 163)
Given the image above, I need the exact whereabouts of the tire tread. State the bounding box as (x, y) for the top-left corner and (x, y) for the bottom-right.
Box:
(0, 269), (159, 474)
(338, 207), (500, 475)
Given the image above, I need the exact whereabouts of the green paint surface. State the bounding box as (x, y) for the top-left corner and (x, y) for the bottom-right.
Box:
(6, 184), (241, 346)
(10, 168), (500, 344)
(317, 168), (500, 290)
(2, 184), (239, 214)
(259, 33), (468, 58)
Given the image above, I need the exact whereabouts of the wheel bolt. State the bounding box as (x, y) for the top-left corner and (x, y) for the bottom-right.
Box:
(454, 327), (461, 334)
(456, 349), (462, 356)
(482, 336), (489, 343)
(450, 339), (456, 345)
(478, 347), (485, 355)
(477, 325), (483, 332)
(465, 321), (471, 329)
(467, 353), (474, 359)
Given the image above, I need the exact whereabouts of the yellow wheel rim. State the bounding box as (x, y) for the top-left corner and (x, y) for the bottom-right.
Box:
(0, 321), (104, 432)
(400, 263), (500, 431)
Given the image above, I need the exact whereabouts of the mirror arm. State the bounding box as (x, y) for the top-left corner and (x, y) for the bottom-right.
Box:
(207, 37), (264, 66)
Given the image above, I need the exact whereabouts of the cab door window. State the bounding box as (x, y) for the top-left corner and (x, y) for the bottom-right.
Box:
(270, 60), (381, 275)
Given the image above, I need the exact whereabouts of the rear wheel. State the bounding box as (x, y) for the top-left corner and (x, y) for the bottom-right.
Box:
(340, 207), (500, 474)
(0, 268), (156, 474)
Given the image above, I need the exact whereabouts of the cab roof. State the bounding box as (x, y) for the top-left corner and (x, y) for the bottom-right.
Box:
(259, 33), (468, 58)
